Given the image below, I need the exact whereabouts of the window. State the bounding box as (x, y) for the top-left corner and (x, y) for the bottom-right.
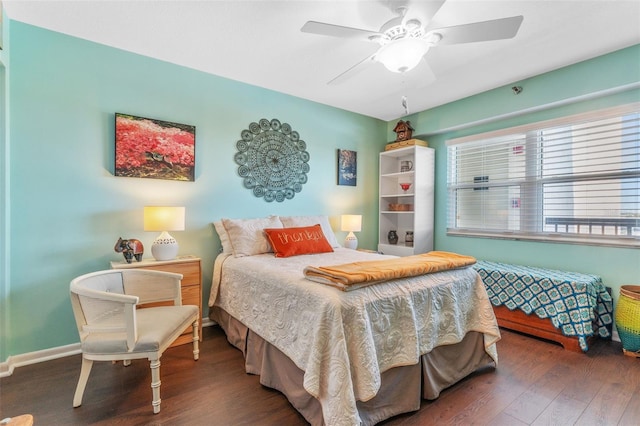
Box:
(446, 104), (640, 247)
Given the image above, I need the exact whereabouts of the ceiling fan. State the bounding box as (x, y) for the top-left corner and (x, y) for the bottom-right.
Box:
(301, 1), (523, 85)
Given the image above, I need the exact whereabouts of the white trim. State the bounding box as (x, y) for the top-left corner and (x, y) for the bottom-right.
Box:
(0, 319), (616, 376)
(435, 82), (640, 137)
(0, 343), (81, 378)
(0, 317), (216, 377)
(447, 101), (640, 146)
(1, 57), (9, 369)
(447, 230), (640, 249)
(612, 329), (620, 343)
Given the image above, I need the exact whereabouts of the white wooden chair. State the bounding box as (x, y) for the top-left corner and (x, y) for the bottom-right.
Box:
(69, 269), (199, 413)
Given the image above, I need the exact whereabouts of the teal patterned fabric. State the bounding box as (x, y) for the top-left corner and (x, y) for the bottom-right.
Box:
(474, 260), (613, 351)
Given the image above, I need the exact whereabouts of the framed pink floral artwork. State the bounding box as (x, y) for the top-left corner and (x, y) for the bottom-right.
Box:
(115, 113), (195, 181)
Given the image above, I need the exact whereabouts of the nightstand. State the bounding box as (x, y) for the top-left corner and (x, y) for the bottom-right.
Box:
(110, 255), (202, 347)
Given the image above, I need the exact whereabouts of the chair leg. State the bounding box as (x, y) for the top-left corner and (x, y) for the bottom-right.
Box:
(192, 319), (200, 361)
(73, 357), (93, 408)
(150, 359), (161, 414)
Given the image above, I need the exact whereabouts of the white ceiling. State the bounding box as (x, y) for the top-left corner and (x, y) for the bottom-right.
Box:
(4, 0), (640, 121)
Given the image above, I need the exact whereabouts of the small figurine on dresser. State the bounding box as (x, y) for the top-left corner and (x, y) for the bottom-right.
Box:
(114, 237), (144, 263)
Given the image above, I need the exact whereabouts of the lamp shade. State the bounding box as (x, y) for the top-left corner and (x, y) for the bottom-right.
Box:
(144, 207), (185, 232)
(144, 207), (185, 261)
(341, 215), (362, 232)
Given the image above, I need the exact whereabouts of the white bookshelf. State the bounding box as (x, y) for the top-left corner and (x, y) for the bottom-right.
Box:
(378, 145), (434, 256)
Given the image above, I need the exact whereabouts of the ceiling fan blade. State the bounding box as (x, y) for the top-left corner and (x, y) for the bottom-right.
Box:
(328, 53), (377, 85)
(419, 0), (447, 21)
(301, 21), (380, 42)
(402, 0), (446, 26)
(430, 15), (524, 45)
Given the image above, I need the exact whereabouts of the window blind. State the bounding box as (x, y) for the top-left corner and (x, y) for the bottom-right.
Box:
(446, 104), (640, 247)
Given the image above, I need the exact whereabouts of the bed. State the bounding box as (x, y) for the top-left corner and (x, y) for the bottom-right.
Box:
(208, 216), (501, 426)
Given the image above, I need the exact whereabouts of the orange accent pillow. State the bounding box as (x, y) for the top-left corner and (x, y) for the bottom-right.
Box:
(264, 224), (334, 258)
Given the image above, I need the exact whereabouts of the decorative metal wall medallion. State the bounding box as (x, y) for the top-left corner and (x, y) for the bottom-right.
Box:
(234, 119), (310, 202)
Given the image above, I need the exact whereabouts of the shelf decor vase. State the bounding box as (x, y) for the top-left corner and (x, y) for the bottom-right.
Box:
(405, 231), (414, 247)
(387, 230), (398, 245)
(615, 285), (640, 357)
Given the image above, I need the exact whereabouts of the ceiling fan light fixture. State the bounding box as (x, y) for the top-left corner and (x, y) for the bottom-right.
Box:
(375, 38), (430, 73)
(404, 19), (421, 32)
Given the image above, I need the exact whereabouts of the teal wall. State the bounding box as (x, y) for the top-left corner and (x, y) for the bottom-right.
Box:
(391, 45), (640, 309)
(1, 7), (9, 363)
(2, 21), (385, 359)
(2, 17), (639, 363)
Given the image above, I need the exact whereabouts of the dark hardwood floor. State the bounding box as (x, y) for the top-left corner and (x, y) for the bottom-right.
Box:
(1, 326), (639, 425)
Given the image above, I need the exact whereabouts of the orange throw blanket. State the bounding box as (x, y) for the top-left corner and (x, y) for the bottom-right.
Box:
(303, 251), (477, 291)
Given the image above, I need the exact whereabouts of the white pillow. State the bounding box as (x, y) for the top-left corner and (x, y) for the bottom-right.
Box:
(280, 215), (341, 248)
(222, 216), (283, 257)
(213, 221), (233, 253)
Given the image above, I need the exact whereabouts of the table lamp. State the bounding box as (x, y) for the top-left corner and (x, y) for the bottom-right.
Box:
(341, 214), (362, 250)
(144, 206), (185, 261)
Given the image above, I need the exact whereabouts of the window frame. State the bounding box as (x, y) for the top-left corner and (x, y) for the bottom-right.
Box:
(446, 103), (640, 248)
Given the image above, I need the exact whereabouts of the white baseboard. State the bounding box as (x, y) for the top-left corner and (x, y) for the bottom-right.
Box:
(0, 317), (216, 378)
(0, 320), (613, 378)
(0, 343), (81, 378)
(612, 329), (620, 343)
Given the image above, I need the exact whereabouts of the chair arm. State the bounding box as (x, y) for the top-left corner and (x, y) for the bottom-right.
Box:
(70, 281), (139, 305)
(71, 286), (138, 344)
(120, 269), (184, 305)
(80, 300), (139, 351)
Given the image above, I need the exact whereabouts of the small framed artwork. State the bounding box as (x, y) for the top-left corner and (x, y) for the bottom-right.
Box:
(337, 149), (357, 186)
(115, 113), (195, 181)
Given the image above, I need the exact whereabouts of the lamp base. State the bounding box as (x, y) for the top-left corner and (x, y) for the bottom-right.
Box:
(151, 231), (179, 261)
(344, 232), (358, 250)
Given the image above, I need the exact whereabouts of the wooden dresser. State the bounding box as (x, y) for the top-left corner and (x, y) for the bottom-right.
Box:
(110, 256), (202, 347)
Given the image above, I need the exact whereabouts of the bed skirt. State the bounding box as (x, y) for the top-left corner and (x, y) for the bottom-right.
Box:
(211, 307), (495, 426)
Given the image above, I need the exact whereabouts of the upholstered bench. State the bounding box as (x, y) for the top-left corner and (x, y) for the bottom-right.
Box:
(474, 261), (613, 352)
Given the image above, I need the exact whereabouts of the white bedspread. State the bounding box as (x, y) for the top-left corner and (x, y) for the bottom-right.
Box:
(209, 248), (500, 426)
